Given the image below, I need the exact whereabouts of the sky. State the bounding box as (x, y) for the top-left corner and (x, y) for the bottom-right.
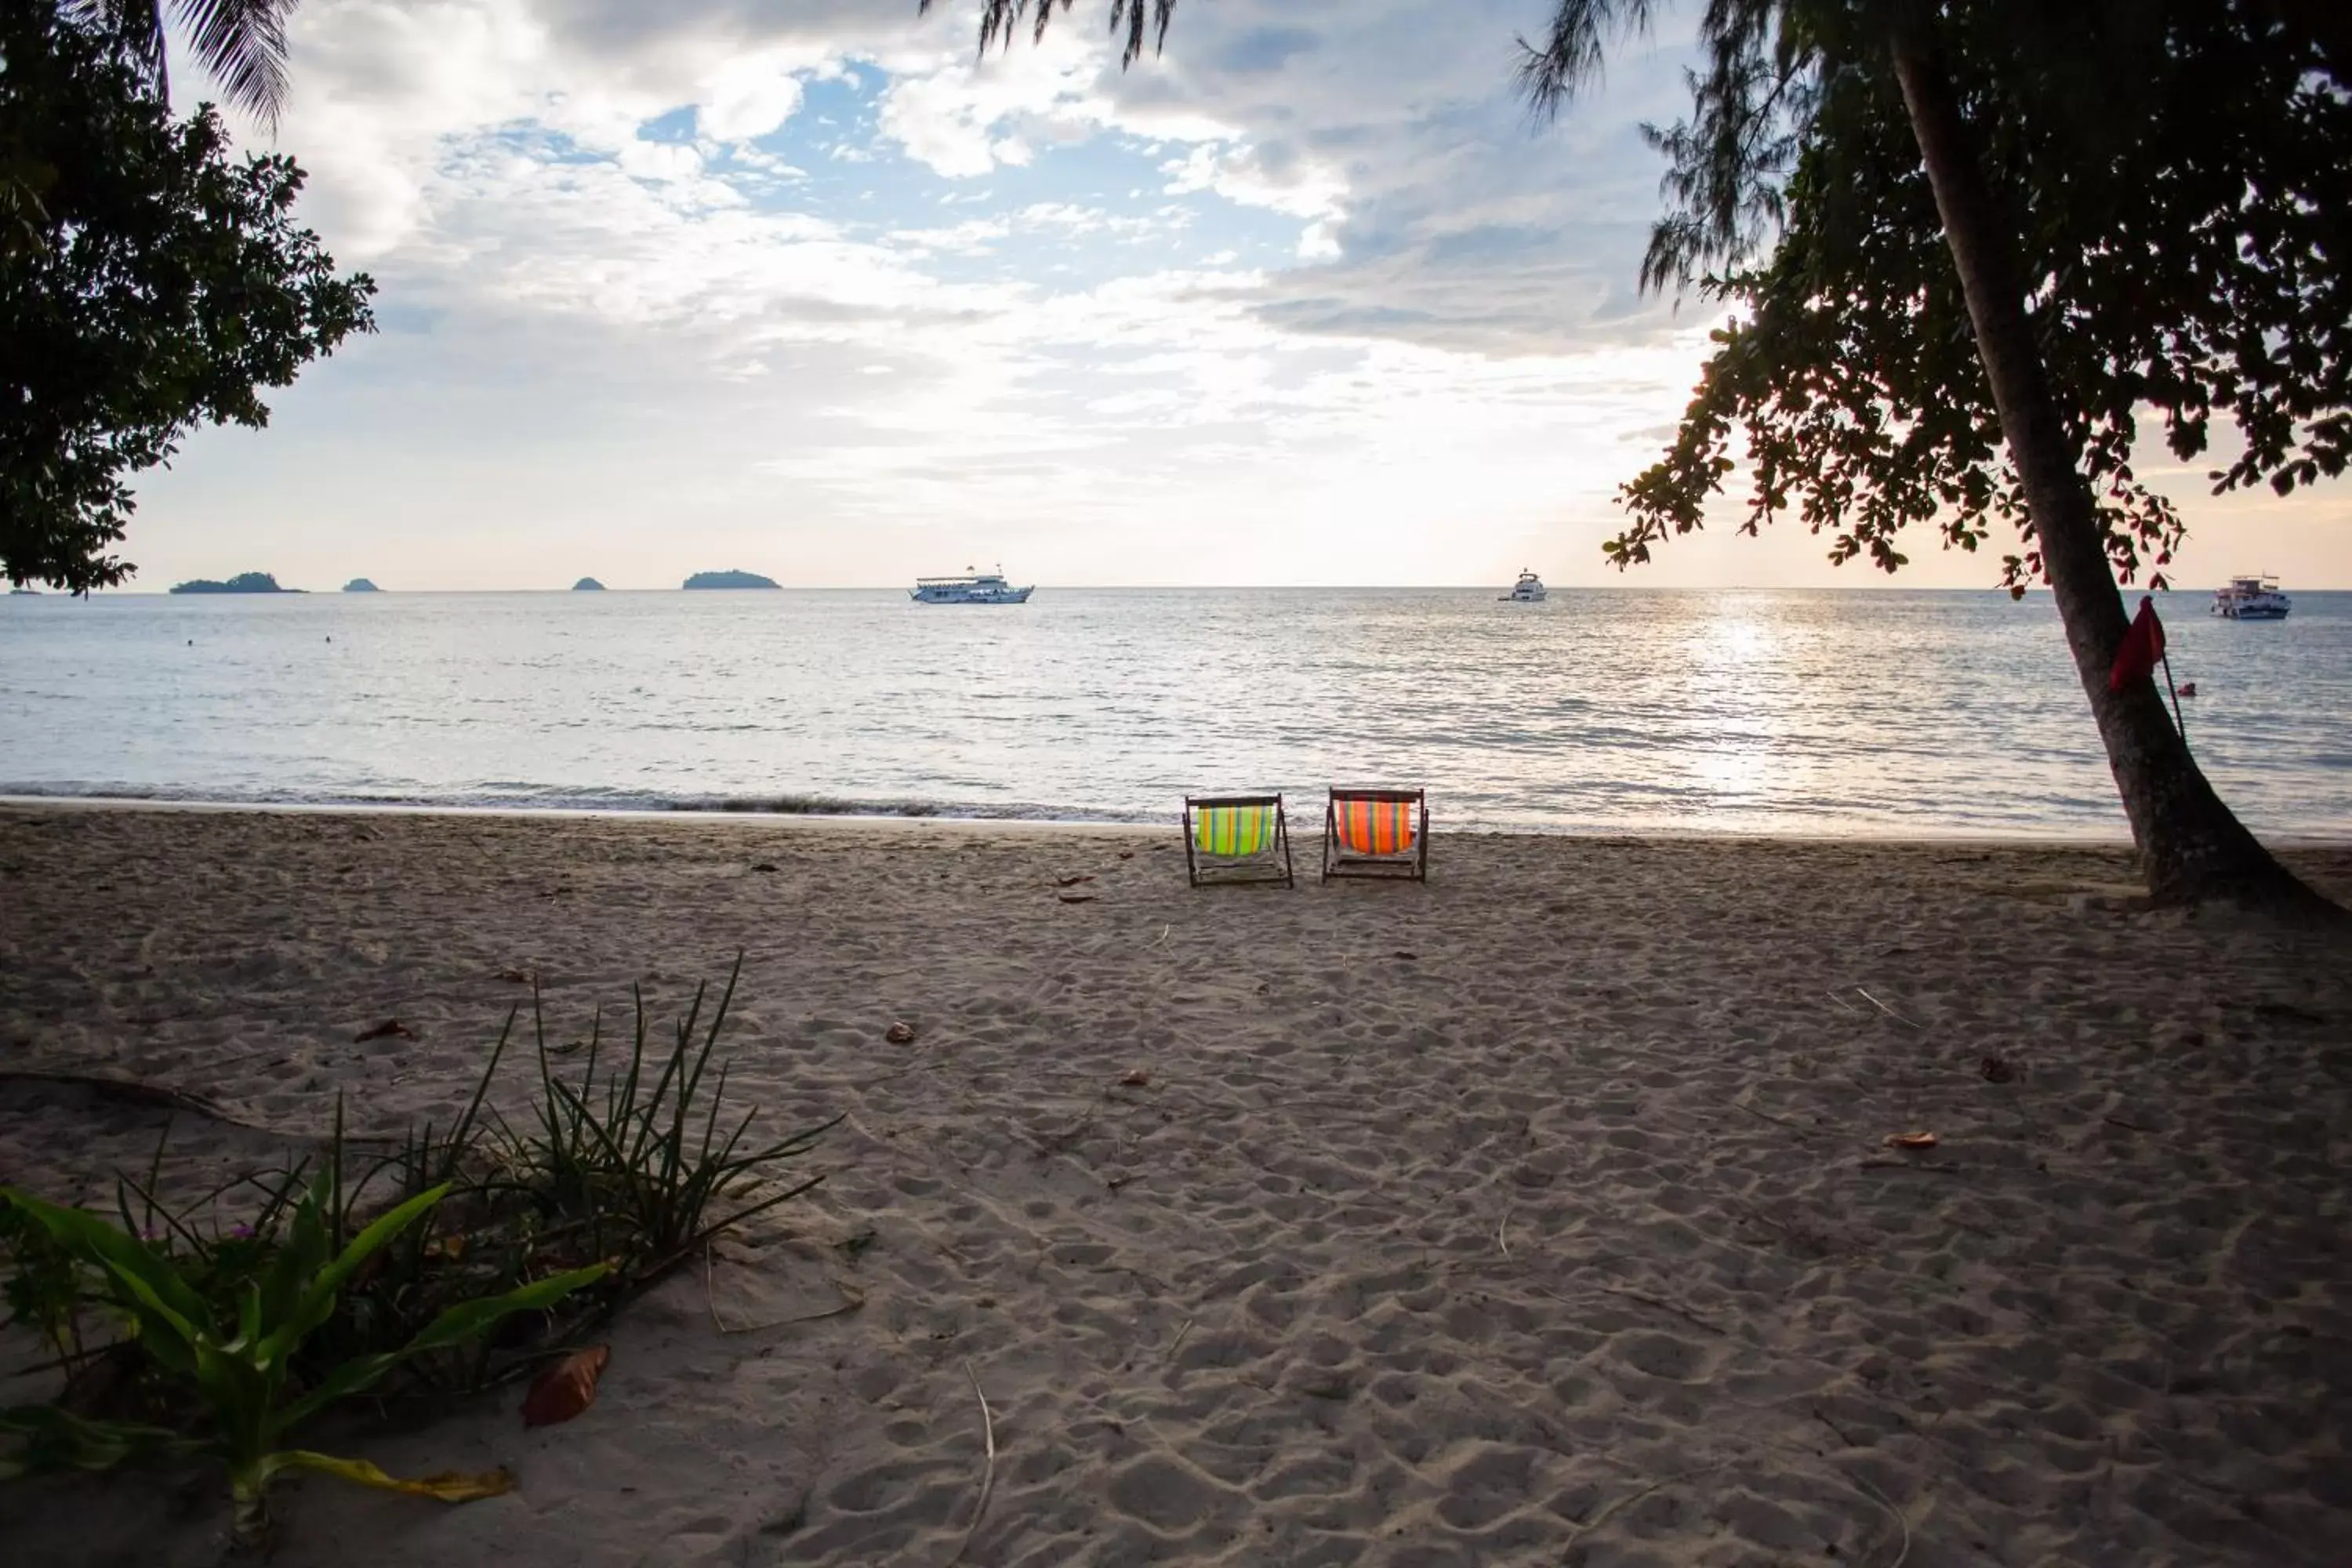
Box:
(119, 0), (2351, 592)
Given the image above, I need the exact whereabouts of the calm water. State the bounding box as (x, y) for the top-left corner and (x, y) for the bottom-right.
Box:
(2, 588), (2347, 837)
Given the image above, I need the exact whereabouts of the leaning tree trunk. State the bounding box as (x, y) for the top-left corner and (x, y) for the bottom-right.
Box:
(1884, 9), (2335, 914)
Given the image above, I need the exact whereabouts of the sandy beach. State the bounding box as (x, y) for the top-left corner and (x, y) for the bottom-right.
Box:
(3, 802), (2350, 1566)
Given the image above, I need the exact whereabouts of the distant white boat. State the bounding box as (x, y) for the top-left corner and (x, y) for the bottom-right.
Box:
(2212, 575), (2290, 620)
(912, 566), (1033, 604)
(1500, 569), (1546, 602)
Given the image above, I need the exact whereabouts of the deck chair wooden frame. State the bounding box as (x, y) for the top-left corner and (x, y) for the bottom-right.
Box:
(1184, 793), (1295, 887)
(1321, 786), (1428, 882)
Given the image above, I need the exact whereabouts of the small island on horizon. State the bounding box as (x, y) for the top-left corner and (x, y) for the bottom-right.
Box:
(683, 570), (779, 590)
(169, 572), (299, 595)
(343, 578), (381, 593)
(572, 577), (606, 591)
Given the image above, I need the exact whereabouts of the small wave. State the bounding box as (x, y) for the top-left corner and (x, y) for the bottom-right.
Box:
(0, 781), (2182, 839)
(0, 779), (1156, 826)
(666, 792), (1142, 823)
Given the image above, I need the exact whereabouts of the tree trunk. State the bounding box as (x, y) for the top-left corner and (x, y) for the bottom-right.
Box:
(1885, 8), (2335, 915)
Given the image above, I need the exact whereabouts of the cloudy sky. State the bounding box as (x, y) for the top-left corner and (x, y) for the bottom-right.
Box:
(126, 0), (2349, 591)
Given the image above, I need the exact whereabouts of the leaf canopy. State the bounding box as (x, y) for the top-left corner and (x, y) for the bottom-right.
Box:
(917, 0), (1176, 68)
(0, 0), (373, 592)
(1605, 1), (2352, 587)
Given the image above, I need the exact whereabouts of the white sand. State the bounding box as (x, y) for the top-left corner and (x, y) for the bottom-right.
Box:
(2, 804), (2350, 1566)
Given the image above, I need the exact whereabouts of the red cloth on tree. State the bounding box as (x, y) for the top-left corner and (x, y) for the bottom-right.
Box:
(2109, 595), (2165, 692)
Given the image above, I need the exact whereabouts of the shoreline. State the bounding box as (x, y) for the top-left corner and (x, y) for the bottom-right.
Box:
(0, 794), (1164, 836)
(0, 792), (2227, 847)
(17, 793), (2352, 854)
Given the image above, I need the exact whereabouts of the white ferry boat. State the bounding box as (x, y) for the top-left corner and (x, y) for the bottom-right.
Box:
(2211, 575), (2290, 620)
(1500, 569), (1547, 602)
(911, 566), (1033, 605)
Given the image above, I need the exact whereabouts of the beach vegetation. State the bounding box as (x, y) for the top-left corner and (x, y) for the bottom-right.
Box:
(503, 962), (838, 1283)
(0, 0), (372, 593)
(0, 961), (833, 1544)
(0, 1174), (606, 1548)
(929, 0), (2348, 915)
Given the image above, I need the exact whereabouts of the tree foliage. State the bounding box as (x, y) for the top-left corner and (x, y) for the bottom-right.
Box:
(917, 0), (1177, 68)
(0, 0), (372, 592)
(65, 0), (294, 126)
(1515, 2), (2352, 590)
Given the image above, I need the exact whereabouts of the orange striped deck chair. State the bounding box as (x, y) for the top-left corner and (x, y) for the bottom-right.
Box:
(1183, 793), (1294, 887)
(1322, 787), (1428, 881)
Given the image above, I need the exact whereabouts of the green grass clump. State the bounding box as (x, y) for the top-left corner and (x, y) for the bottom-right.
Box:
(513, 959), (835, 1279)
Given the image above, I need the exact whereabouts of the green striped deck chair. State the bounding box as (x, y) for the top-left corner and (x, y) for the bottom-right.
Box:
(1183, 793), (1294, 887)
(1321, 787), (1428, 881)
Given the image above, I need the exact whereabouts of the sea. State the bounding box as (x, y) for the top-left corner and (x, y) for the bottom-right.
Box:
(2, 588), (2347, 839)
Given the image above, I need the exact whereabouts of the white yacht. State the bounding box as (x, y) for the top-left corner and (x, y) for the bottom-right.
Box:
(1500, 569), (1547, 602)
(2212, 575), (2290, 620)
(911, 566), (1033, 604)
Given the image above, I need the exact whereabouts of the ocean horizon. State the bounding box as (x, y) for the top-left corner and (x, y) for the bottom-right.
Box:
(5, 586), (2346, 839)
(34, 581), (2348, 595)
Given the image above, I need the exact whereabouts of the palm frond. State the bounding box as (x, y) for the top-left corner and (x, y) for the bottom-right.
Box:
(172, 0), (292, 128)
(56, 0), (292, 126)
(917, 0), (1178, 68)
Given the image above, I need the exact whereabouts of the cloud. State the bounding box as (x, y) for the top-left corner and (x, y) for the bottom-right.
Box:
(875, 29), (1116, 178)
(141, 0), (2336, 594)
(699, 53), (808, 140)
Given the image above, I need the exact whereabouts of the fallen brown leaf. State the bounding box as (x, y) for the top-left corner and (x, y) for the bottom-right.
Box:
(521, 1344), (610, 1428)
(1882, 1131), (1939, 1150)
(354, 1018), (413, 1043)
(884, 1020), (917, 1044)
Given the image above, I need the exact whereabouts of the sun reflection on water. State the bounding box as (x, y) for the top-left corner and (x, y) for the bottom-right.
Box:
(2, 586), (2346, 837)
